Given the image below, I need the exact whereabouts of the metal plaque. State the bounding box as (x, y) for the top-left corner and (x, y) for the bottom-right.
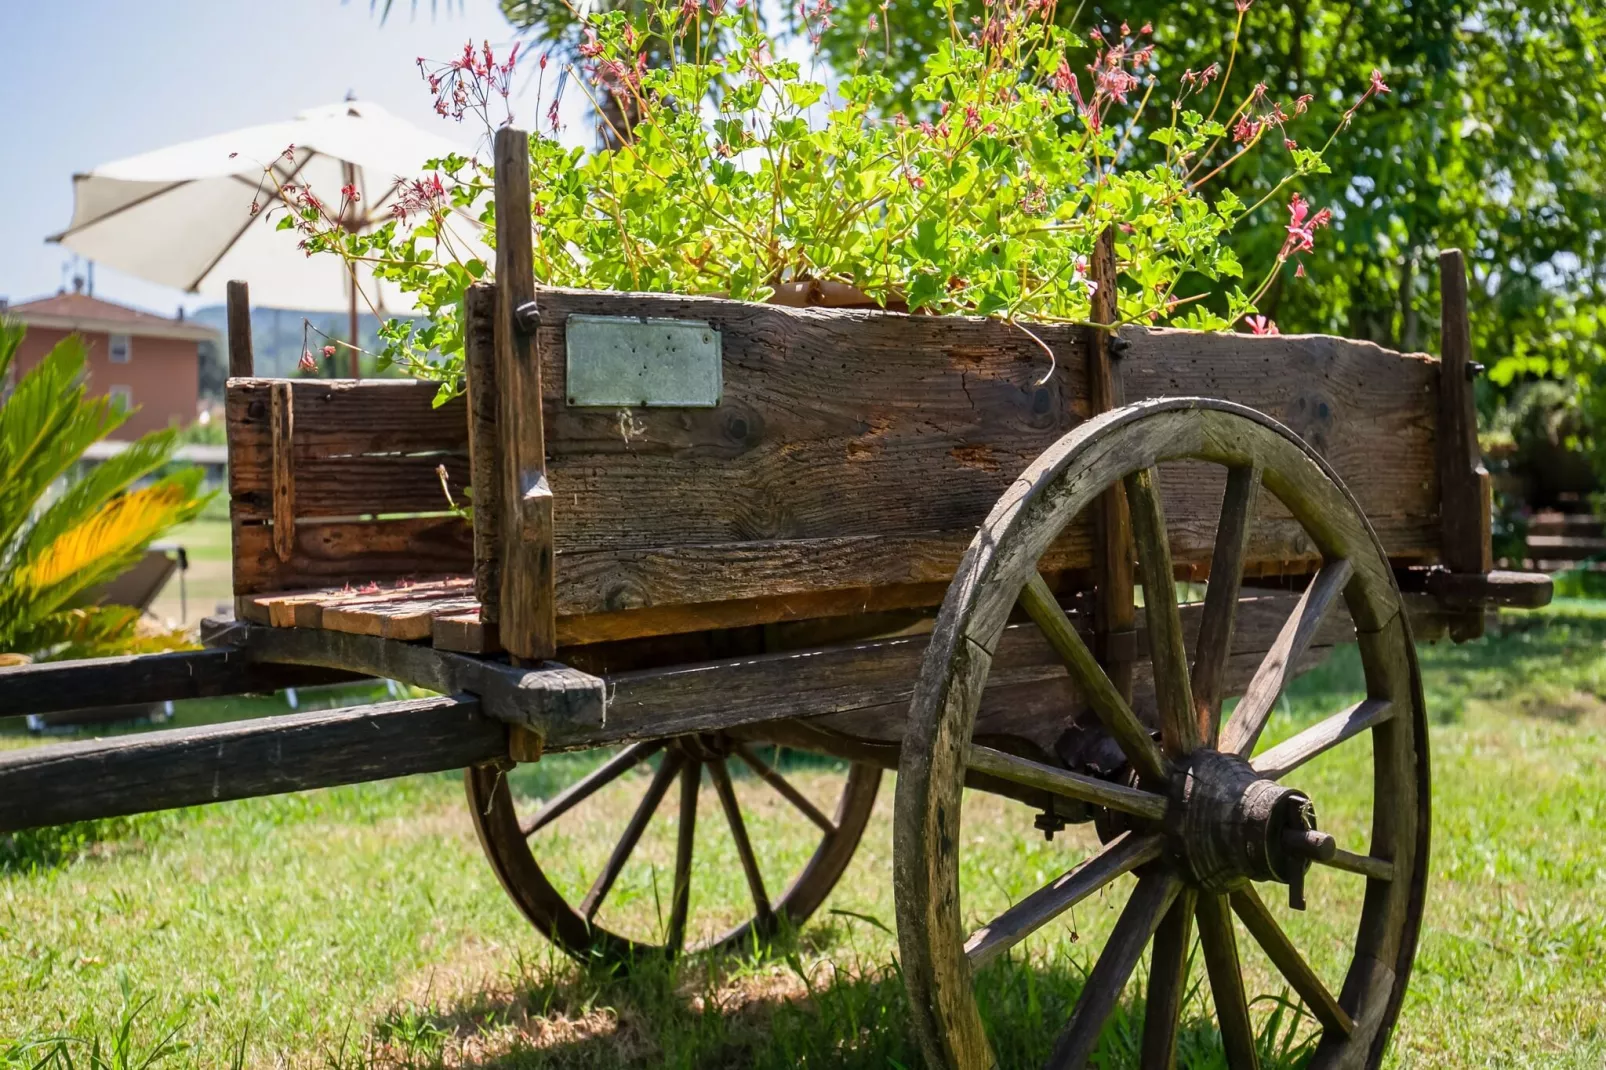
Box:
(564, 315), (722, 407)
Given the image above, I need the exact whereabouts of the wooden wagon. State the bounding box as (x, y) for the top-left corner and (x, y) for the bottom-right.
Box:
(0, 128), (1551, 1070)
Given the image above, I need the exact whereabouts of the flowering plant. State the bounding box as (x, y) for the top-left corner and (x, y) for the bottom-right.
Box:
(280, 0), (1384, 401)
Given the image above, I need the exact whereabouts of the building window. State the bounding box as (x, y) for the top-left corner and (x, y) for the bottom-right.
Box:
(108, 385), (133, 410)
(109, 334), (132, 364)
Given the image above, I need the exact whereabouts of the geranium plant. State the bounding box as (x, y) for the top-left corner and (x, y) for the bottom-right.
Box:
(274, 0), (1384, 402)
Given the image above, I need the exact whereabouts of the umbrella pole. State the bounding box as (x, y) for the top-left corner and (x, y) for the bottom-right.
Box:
(348, 270), (360, 380)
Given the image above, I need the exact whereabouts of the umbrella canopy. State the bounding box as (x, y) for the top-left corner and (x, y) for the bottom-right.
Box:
(50, 100), (483, 314)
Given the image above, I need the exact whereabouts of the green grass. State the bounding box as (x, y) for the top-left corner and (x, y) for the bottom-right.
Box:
(2, 610), (1604, 1068)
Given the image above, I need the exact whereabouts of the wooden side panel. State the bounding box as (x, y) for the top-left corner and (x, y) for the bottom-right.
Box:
(227, 378), (473, 595)
(1120, 327), (1442, 569)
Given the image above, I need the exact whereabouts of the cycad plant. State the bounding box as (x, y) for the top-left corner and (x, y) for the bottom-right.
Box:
(0, 321), (208, 661)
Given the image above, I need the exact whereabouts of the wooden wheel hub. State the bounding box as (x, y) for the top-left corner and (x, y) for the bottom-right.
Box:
(1169, 751), (1320, 895)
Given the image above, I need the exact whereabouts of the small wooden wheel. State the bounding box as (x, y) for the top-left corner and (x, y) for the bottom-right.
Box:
(896, 397), (1429, 1070)
(468, 734), (881, 965)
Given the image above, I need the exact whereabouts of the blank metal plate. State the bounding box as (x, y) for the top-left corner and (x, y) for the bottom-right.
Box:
(564, 314), (722, 407)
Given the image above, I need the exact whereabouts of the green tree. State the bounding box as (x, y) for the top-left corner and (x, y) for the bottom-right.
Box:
(818, 1), (1605, 381)
(0, 322), (208, 661)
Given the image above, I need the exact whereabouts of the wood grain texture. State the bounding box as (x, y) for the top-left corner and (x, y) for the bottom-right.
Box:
(465, 282), (503, 619)
(494, 126), (556, 661)
(1192, 464), (1261, 745)
(1251, 698), (1393, 781)
(0, 647), (362, 719)
(1220, 558), (1354, 757)
(966, 744), (1167, 820)
(1142, 886), (1199, 1069)
(0, 695), (502, 833)
(1230, 885), (1354, 1037)
(1048, 874), (1181, 1070)
(1196, 892), (1260, 1070)
(1126, 466), (1198, 756)
(270, 381), (296, 562)
(226, 280), (253, 378)
(964, 832), (1163, 970)
(232, 515), (473, 595)
(1436, 250), (1492, 577)
(1088, 226), (1138, 703)
(226, 379), (470, 521)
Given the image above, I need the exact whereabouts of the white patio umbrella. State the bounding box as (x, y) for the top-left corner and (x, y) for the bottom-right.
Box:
(50, 99), (485, 376)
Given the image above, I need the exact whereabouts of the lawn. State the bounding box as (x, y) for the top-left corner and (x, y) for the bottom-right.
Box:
(2, 607), (1603, 1069)
(145, 514), (235, 629)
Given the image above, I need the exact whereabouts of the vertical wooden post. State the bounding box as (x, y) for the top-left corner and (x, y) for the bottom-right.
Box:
(269, 382), (296, 563)
(492, 127), (557, 662)
(464, 282), (503, 623)
(1088, 227), (1136, 698)
(226, 280), (253, 378)
(1437, 249), (1493, 640)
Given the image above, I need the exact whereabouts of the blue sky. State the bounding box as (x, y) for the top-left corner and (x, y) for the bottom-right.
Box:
(0, 0), (589, 316)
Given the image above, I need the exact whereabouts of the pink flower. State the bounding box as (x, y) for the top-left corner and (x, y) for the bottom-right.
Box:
(1370, 69), (1390, 95)
(1246, 315), (1279, 335)
(322, 345), (337, 357)
(1295, 262), (1307, 278)
(298, 350), (318, 373)
(1280, 193), (1332, 259)
(1235, 0), (1254, 10)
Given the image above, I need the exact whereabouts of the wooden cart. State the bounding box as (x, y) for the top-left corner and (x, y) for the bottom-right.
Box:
(0, 128), (1551, 1070)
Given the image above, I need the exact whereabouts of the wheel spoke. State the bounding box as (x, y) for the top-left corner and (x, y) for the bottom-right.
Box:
(734, 744), (836, 834)
(1125, 466), (1199, 757)
(708, 757), (773, 922)
(1221, 559), (1354, 757)
(521, 740), (663, 837)
(1140, 887), (1198, 1069)
(1191, 465), (1262, 746)
(1047, 873), (1181, 1070)
(967, 744), (1167, 821)
(1229, 885), (1354, 1037)
(1250, 699), (1393, 780)
(579, 752), (684, 921)
(966, 832), (1164, 969)
(1019, 573), (1168, 785)
(665, 760), (700, 954)
(1320, 845), (1395, 881)
(1196, 893), (1259, 1070)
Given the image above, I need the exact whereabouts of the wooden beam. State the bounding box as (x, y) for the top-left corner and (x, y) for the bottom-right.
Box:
(0, 647), (365, 720)
(464, 282), (502, 622)
(1438, 249), (1493, 639)
(0, 695), (502, 834)
(1088, 226), (1136, 699)
(226, 279), (253, 378)
(493, 126), (556, 661)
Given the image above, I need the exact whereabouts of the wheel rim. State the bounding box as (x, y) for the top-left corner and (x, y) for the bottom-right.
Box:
(895, 397), (1429, 1070)
(469, 735), (881, 965)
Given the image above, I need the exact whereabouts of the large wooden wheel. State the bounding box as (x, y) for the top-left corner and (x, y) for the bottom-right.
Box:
(468, 734), (881, 966)
(896, 397), (1429, 1070)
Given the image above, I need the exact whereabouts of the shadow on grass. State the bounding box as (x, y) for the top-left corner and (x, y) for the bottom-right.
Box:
(355, 932), (1319, 1070)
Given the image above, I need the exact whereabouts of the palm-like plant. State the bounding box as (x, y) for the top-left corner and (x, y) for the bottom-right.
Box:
(0, 321), (208, 661)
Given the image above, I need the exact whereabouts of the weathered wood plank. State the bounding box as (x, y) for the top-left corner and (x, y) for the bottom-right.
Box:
(495, 126), (556, 661)
(0, 695), (501, 833)
(270, 381), (296, 561)
(228, 589), (1347, 755)
(0, 647), (364, 719)
(226, 379), (470, 521)
(232, 515), (473, 595)
(226, 280), (253, 378)
(464, 282), (503, 620)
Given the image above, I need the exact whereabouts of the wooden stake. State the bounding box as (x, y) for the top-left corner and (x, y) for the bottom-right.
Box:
(1437, 249), (1492, 640)
(464, 282), (503, 622)
(492, 127), (557, 661)
(269, 381), (295, 563)
(226, 279), (253, 378)
(1088, 226), (1136, 698)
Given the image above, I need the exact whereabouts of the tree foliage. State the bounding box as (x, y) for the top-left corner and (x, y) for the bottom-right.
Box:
(819, 2), (1605, 388)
